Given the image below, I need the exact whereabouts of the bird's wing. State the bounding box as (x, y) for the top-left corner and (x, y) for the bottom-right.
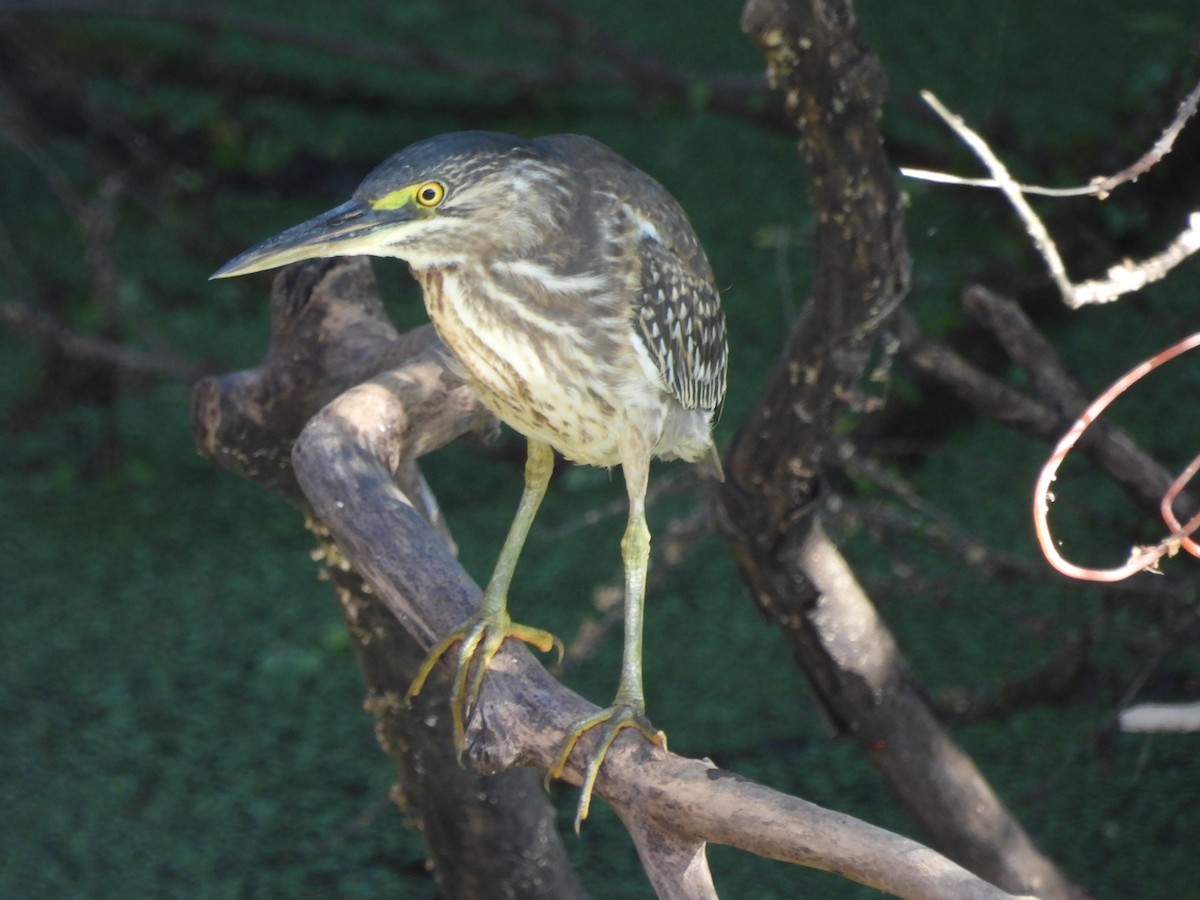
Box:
(632, 236), (728, 413)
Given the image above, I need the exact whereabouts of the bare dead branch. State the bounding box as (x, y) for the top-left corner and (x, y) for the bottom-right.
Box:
(1069, 212), (1200, 306)
(718, 2), (1077, 897)
(1, 299), (204, 383)
(914, 91), (1076, 299)
(896, 168), (1100, 198)
(1092, 75), (1200, 195)
(892, 310), (1061, 434)
(904, 89), (1200, 308)
(901, 76), (1200, 199)
(1120, 702), (1200, 733)
(0, 0), (783, 130)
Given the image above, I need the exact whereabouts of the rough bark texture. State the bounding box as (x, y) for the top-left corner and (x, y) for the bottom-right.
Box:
(192, 257), (1035, 900)
(191, 258), (585, 900)
(719, 2), (1080, 898)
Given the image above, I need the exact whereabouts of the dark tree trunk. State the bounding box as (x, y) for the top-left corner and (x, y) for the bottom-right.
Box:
(719, 2), (1080, 898)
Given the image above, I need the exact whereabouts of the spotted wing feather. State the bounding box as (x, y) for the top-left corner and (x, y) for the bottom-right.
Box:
(633, 237), (727, 413)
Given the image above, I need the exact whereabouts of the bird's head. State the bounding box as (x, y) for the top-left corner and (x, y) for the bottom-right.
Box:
(212, 131), (568, 279)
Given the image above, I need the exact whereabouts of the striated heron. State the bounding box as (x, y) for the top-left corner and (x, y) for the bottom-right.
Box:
(213, 132), (728, 827)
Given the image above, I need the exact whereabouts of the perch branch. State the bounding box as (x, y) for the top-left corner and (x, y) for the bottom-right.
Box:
(196, 257), (1030, 898)
(285, 290), (1031, 900)
(193, 258), (584, 900)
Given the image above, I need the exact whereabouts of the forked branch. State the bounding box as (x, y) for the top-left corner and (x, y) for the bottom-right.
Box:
(903, 83), (1200, 308)
(195, 257), (1029, 900)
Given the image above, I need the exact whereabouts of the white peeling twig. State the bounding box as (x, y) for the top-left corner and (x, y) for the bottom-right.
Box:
(1120, 702), (1200, 733)
(1069, 212), (1200, 307)
(912, 90), (1074, 300)
(904, 87), (1200, 308)
(897, 168), (1096, 198)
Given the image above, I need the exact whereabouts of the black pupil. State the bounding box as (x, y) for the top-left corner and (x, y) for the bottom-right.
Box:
(422, 187), (438, 203)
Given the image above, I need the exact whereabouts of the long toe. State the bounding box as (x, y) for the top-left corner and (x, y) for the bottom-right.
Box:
(406, 611), (560, 750)
(548, 704), (667, 832)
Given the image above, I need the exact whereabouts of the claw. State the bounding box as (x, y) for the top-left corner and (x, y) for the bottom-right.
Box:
(547, 704), (667, 832)
(406, 611), (560, 750)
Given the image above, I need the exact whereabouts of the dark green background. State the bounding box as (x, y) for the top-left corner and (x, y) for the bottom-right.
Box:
(2, 1), (1198, 896)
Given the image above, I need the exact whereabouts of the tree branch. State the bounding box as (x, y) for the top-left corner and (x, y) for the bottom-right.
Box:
(718, 2), (1078, 897)
(194, 257), (1031, 899)
(893, 288), (1198, 521)
(1, 299), (204, 384)
(0, 0), (785, 131)
(906, 89), (1200, 308)
(192, 258), (584, 900)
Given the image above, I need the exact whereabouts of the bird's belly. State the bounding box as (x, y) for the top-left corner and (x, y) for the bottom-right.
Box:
(479, 377), (624, 467)
(420, 271), (640, 467)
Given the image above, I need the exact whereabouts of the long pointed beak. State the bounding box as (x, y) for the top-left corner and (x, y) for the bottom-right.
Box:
(210, 199), (403, 279)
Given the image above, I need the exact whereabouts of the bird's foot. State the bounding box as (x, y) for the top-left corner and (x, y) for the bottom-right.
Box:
(406, 610), (562, 751)
(547, 703), (667, 832)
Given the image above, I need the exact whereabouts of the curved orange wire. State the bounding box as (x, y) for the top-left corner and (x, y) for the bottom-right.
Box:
(1159, 453), (1200, 559)
(1033, 331), (1200, 581)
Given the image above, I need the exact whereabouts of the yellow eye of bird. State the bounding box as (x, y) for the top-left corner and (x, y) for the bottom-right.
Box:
(415, 182), (445, 208)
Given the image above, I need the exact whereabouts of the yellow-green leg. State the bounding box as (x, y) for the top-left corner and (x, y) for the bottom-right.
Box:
(548, 449), (665, 832)
(407, 439), (562, 749)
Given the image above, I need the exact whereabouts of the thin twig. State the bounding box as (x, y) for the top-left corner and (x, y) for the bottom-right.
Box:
(905, 88), (1200, 309)
(0, 300), (205, 382)
(897, 169), (1098, 198)
(1092, 75), (1200, 195)
(902, 76), (1200, 199)
(1069, 212), (1200, 307)
(914, 91), (1074, 298)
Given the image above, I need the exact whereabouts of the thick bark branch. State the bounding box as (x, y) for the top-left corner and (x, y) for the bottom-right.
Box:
(192, 258), (583, 900)
(719, 2), (1079, 898)
(194, 257), (1030, 900)
(286, 288), (1030, 900)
